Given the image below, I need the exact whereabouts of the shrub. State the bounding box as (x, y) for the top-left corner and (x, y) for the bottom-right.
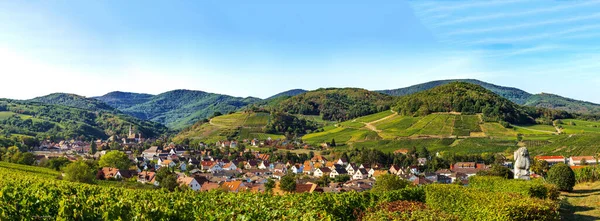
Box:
(546, 163), (576, 192)
(359, 201), (459, 221)
(573, 166), (600, 183)
(426, 184), (560, 221)
(469, 176), (559, 200)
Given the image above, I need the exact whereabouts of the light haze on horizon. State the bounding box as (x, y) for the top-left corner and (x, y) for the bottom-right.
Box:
(1, 1), (600, 102)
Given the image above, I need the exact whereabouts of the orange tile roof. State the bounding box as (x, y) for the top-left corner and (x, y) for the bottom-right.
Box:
(535, 156), (565, 160)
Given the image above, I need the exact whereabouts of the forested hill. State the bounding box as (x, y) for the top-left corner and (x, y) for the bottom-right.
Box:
(112, 90), (261, 129)
(0, 99), (167, 140)
(265, 89), (307, 100)
(378, 79), (532, 105)
(30, 93), (117, 112)
(394, 82), (534, 124)
(93, 91), (154, 109)
(274, 88), (394, 122)
(524, 93), (600, 115)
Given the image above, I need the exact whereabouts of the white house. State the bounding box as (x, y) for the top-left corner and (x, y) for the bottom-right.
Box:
(291, 165), (303, 174)
(258, 161), (268, 170)
(222, 162), (237, 171)
(178, 176), (201, 191)
(314, 167), (332, 177)
(569, 156), (598, 166)
(346, 164), (358, 176)
(330, 168), (348, 178)
(353, 168), (368, 180)
(336, 158), (348, 166)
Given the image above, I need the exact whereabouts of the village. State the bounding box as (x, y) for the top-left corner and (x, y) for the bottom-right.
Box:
(29, 128), (598, 194)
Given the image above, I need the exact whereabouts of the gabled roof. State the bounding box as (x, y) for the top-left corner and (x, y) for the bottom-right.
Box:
(222, 181), (244, 192)
(535, 156), (565, 160)
(177, 176), (197, 186)
(571, 156), (596, 161)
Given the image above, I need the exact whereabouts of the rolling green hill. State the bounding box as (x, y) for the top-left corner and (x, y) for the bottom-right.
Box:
(93, 91), (154, 109)
(173, 111), (286, 144)
(97, 90), (261, 129)
(275, 88), (394, 122)
(30, 93), (117, 112)
(0, 99), (167, 140)
(524, 93), (600, 115)
(393, 82), (533, 124)
(378, 79), (532, 105)
(265, 89), (307, 100)
(378, 79), (600, 116)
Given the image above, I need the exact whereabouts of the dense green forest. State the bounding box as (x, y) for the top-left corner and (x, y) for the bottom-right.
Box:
(0, 99), (167, 140)
(275, 88), (394, 122)
(393, 82), (534, 124)
(264, 112), (319, 135)
(30, 93), (117, 112)
(525, 93), (600, 115)
(265, 89), (307, 100)
(378, 79), (532, 105)
(93, 91), (154, 109)
(97, 90), (261, 129)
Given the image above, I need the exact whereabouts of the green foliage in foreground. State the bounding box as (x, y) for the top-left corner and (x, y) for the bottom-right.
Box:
(0, 165), (425, 220)
(547, 163), (576, 192)
(469, 176), (559, 200)
(426, 184), (560, 221)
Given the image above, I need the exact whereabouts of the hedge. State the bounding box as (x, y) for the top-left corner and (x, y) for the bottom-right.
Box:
(468, 176), (559, 200)
(426, 184), (560, 221)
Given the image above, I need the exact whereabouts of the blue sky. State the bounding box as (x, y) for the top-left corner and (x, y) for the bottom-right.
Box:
(1, 1), (600, 103)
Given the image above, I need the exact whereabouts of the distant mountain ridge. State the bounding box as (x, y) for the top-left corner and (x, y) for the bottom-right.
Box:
(96, 89), (261, 129)
(377, 79), (532, 105)
(377, 79), (600, 116)
(93, 91), (154, 109)
(23, 79), (600, 130)
(266, 89), (307, 100)
(30, 93), (117, 112)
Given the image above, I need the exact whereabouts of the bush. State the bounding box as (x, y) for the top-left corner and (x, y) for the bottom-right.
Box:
(546, 163), (576, 192)
(469, 176), (559, 200)
(573, 166), (600, 183)
(359, 201), (459, 221)
(426, 184), (560, 221)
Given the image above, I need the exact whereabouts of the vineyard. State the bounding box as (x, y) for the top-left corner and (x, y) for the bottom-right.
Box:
(0, 164), (424, 220)
(0, 162), (565, 220)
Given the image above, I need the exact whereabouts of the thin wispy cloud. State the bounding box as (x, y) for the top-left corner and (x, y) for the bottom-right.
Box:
(446, 13), (600, 36)
(469, 24), (600, 45)
(417, 0), (525, 15)
(432, 0), (600, 27)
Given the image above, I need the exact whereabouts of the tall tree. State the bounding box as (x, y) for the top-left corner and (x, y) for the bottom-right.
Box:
(98, 151), (131, 170)
(89, 140), (97, 155)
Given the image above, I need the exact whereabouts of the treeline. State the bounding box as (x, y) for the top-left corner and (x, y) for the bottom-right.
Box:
(394, 82), (534, 124)
(0, 99), (167, 140)
(264, 112), (318, 136)
(276, 88), (393, 122)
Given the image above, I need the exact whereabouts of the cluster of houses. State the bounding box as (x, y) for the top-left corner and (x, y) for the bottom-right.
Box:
(90, 144), (495, 193)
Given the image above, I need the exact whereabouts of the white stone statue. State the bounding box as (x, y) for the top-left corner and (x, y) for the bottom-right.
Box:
(514, 147), (531, 180)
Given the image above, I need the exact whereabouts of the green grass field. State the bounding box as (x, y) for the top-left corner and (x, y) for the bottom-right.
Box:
(481, 123), (518, 137)
(561, 182), (600, 221)
(561, 119), (600, 134)
(352, 111), (395, 123)
(513, 124), (557, 135)
(0, 111), (15, 120)
(211, 112), (248, 127)
(453, 115), (482, 136)
(244, 112), (270, 127)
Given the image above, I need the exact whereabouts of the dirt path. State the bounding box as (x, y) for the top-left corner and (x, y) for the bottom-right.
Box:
(512, 125), (557, 134)
(364, 111), (397, 133)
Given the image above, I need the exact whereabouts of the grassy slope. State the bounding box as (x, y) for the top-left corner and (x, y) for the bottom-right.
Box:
(302, 109), (600, 156)
(561, 182), (600, 221)
(174, 112), (285, 143)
